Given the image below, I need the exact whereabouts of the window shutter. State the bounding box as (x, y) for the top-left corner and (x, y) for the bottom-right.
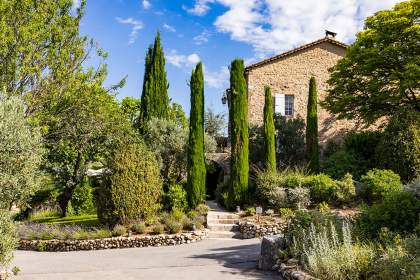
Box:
(275, 94), (285, 115)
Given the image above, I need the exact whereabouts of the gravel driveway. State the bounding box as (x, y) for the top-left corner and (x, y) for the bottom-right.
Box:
(13, 238), (278, 280)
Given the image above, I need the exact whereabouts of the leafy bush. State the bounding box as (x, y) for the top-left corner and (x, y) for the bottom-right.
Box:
(376, 109), (420, 183)
(335, 173), (356, 205)
(355, 191), (420, 240)
(152, 223), (164, 235)
(317, 202), (330, 213)
(243, 207), (256, 216)
(96, 140), (162, 226)
(321, 131), (381, 180)
(164, 217), (182, 234)
(18, 223), (112, 240)
(131, 222), (146, 234)
(195, 204), (209, 216)
(295, 222), (375, 280)
(306, 174), (338, 204)
(112, 225), (127, 236)
(70, 177), (95, 215)
(279, 208), (294, 220)
(0, 96), (44, 210)
(163, 183), (188, 212)
(360, 169), (401, 201)
(287, 187), (311, 209)
(0, 211), (17, 273)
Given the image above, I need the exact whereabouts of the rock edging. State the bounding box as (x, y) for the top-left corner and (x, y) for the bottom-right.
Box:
(19, 230), (208, 252)
(239, 221), (286, 239)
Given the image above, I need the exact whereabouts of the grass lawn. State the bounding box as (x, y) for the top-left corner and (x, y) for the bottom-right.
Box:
(30, 214), (99, 227)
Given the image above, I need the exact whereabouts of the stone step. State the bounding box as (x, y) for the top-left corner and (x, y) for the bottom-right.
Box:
(207, 224), (239, 232)
(207, 231), (240, 239)
(206, 213), (239, 220)
(206, 218), (239, 224)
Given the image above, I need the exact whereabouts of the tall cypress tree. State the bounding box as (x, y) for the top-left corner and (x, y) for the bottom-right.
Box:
(187, 62), (206, 208)
(306, 77), (320, 173)
(139, 32), (169, 130)
(228, 59), (249, 207)
(263, 86), (276, 172)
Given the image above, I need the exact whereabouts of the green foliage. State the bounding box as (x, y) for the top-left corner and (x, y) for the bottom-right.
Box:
(169, 102), (188, 129)
(121, 96), (140, 126)
(0, 211), (17, 272)
(274, 116), (306, 167)
(243, 207), (256, 217)
(163, 183), (188, 212)
(112, 225), (127, 236)
(279, 208), (295, 220)
(131, 222), (146, 234)
(360, 169), (402, 201)
(228, 59), (249, 207)
(376, 110), (420, 182)
(335, 173), (356, 205)
(306, 77), (319, 173)
(187, 63), (206, 208)
(307, 174), (338, 204)
(96, 140), (162, 226)
(323, 0), (420, 124)
(204, 107), (226, 138)
(139, 32), (170, 128)
(322, 131), (382, 180)
(295, 222), (375, 280)
(143, 117), (216, 184)
(162, 211), (184, 234)
(0, 96), (43, 210)
(356, 191), (420, 240)
(70, 178), (95, 215)
(263, 86), (276, 172)
(152, 223), (164, 235)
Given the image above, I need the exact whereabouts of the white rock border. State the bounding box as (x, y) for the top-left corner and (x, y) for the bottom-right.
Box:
(19, 230), (208, 252)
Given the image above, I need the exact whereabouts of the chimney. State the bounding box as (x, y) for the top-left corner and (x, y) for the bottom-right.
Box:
(325, 30), (337, 38)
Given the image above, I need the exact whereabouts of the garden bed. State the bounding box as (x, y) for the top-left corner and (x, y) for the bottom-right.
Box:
(19, 230), (208, 252)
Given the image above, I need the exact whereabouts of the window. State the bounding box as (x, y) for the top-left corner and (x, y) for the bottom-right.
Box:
(285, 95), (294, 116)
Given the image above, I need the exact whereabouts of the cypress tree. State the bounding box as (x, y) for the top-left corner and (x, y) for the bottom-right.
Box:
(139, 32), (169, 129)
(228, 59), (249, 207)
(263, 86), (276, 172)
(187, 62), (206, 208)
(306, 77), (320, 173)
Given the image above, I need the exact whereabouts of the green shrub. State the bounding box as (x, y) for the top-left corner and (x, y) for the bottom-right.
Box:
(37, 242), (47, 252)
(164, 218), (182, 234)
(112, 225), (127, 237)
(295, 222), (375, 280)
(91, 229), (112, 239)
(163, 183), (188, 212)
(0, 211), (17, 272)
(71, 177), (95, 215)
(131, 222), (146, 234)
(321, 149), (361, 180)
(376, 109), (420, 183)
(243, 207), (256, 216)
(96, 141), (162, 226)
(195, 204), (209, 216)
(279, 208), (294, 220)
(355, 191), (420, 240)
(306, 174), (338, 204)
(152, 223), (164, 235)
(335, 173), (356, 205)
(187, 210), (205, 230)
(317, 202), (330, 213)
(360, 169), (402, 201)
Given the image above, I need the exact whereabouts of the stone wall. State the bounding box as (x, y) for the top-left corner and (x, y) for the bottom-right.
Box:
(19, 230), (207, 252)
(239, 221), (286, 239)
(246, 40), (358, 145)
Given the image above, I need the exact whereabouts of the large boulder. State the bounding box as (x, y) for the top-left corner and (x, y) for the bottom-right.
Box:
(258, 235), (285, 271)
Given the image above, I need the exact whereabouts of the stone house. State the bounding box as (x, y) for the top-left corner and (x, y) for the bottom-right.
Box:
(245, 33), (354, 145)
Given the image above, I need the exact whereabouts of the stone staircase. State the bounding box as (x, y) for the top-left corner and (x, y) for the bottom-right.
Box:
(206, 200), (240, 239)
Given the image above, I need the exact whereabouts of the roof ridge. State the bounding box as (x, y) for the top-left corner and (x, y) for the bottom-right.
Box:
(245, 37), (347, 71)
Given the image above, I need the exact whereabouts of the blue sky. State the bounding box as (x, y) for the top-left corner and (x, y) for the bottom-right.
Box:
(77, 0), (401, 115)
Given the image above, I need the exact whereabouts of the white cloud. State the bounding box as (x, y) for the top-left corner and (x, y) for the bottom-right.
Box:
(116, 17), (144, 45)
(183, 0), (215, 16)
(142, 0), (151, 9)
(166, 50), (201, 68)
(194, 30), (211, 45)
(204, 66), (229, 89)
(163, 24), (176, 33)
(188, 0), (401, 57)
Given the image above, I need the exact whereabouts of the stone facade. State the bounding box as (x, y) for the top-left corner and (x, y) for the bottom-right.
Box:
(246, 37), (356, 145)
(239, 221), (286, 239)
